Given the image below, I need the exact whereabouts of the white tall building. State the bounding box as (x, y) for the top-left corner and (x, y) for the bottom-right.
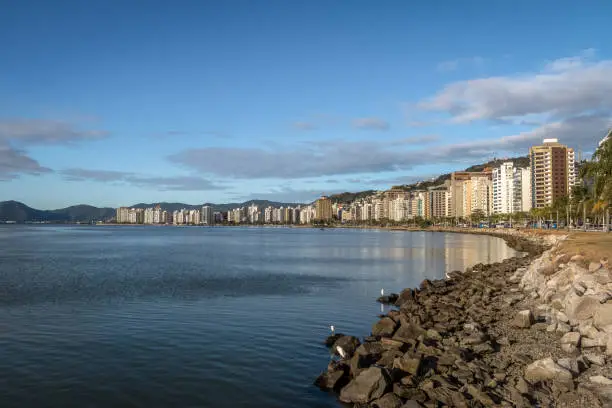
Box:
(514, 168), (532, 213)
(144, 208), (154, 224)
(189, 209), (201, 225)
(389, 197), (408, 221)
(201, 206), (214, 225)
(152, 207), (162, 224)
(493, 162), (532, 214)
(492, 162), (515, 214)
(173, 210), (183, 225)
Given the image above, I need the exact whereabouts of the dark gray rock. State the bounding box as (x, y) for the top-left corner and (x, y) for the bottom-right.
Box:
(332, 335), (361, 359)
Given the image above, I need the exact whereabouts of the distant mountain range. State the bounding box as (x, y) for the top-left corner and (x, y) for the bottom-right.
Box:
(1, 156), (529, 223)
(0, 200), (300, 223)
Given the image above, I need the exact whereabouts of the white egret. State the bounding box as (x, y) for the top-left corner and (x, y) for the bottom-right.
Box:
(330, 325), (335, 335)
(381, 288), (384, 296)
(336, 345), (347, 359)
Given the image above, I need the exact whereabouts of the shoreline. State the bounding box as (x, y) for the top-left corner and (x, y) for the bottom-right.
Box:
(316, 229), (612, 407)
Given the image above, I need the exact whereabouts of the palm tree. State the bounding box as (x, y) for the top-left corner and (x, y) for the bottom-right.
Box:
(581, 132), (612, 230)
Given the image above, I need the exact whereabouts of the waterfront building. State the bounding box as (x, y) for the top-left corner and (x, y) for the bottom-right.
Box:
(429, 187), (449, 218)
(492, 162), (515, 215)
(144, 208), (154, 224)
(173, 210), (181, 225)
(152, 206), (162, 224)
(315, 196), (333, 221)
(189, 209), (201, 225)
(389, 197), (408, 221)
(264, 207), (273, 224)
(514, 167), (532, 213)
(450, 170), (492, 218)
(116, 207), (130, 224)
(529, 139), (576, 208)
(201, 206), (214, 225)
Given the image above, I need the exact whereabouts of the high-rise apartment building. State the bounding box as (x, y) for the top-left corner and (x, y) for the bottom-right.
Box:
(529, 139), (576, 208)
(492, 163), (515, 214)
(144, 208), (154, 224)
(493, 162), (532, 214)
(315, 196), (333, 221)
(201, 206), (214, 225)
(116, 207), (130, 223)
(429, 188), (449, 218)
(450, 171), (492, 218)
(514, 168), (532, 213)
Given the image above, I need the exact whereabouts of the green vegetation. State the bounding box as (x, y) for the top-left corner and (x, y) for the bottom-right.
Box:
(328, 190), (376, 204)
(573, 132), (612, 229)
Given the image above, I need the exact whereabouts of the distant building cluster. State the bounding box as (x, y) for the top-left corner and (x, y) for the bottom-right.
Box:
(115, 139), (578, 225)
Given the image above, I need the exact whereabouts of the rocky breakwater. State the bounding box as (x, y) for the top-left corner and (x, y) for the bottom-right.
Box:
(315, 231), (612, 407)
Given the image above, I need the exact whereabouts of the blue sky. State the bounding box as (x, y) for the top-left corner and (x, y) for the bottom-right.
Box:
(1, 0), (611, 209)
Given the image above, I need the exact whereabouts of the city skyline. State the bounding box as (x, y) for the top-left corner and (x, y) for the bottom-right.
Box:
(2, 1), (612, 209)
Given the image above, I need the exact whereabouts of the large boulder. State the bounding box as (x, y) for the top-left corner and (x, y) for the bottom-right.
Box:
(314, 364), (348, 391)
(393, 352), (422, 375)
(594, 304), (612, 329)
(524, 357), (574, 390)
(339, 366), (391, 404)
(512, 310), (534, 328)
(560, 332), (581, 353)
(333, 335), (361, 359)
(371, 392), (403, 408)
(393, 321), (425, 342)
(372, 317), (398, 337)
(538, 258), (556, 276)
(567, 296), (600, 322)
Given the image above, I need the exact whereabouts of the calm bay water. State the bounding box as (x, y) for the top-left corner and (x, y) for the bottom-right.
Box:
(0, 226), (517, 408)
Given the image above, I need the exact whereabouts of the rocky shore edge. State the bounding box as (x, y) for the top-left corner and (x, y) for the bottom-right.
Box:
(315, 230), (612, 407)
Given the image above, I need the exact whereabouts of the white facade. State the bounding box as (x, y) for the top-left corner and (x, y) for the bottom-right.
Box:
(468, 176), (493, 216)
(389, 197), (408, 221)
(492, 162), (515, 214)
(264, 207), (273, 224)
(153, 207), (161, 224)
(515, 168), (532, 213)
(144, 208), (154, 224)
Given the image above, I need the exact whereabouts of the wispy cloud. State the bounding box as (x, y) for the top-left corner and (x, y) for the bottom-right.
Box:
(168, 113), (607, 180)
(61, 168), (227, 191)
(421, 50), (612, 123)
(436, 56), (485, 72)
(0, 119), (108, 145)
(0, 144), (52, 180)
(352, 117), (390, 131)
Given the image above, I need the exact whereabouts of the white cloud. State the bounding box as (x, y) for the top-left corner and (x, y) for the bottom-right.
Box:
(421, 51), (612, 123)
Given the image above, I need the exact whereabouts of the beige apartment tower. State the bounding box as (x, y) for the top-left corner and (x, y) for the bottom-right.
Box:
(529, 139), (575, 209)
(315, 196), (333, 221)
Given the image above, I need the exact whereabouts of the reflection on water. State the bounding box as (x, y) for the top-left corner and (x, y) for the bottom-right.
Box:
(0, 226), (517, 408)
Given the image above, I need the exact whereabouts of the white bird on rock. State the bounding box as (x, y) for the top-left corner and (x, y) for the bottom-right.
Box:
(330, 325), (335, 335)
(336, 345), (347, 359)
(381, 288), (384, 296)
